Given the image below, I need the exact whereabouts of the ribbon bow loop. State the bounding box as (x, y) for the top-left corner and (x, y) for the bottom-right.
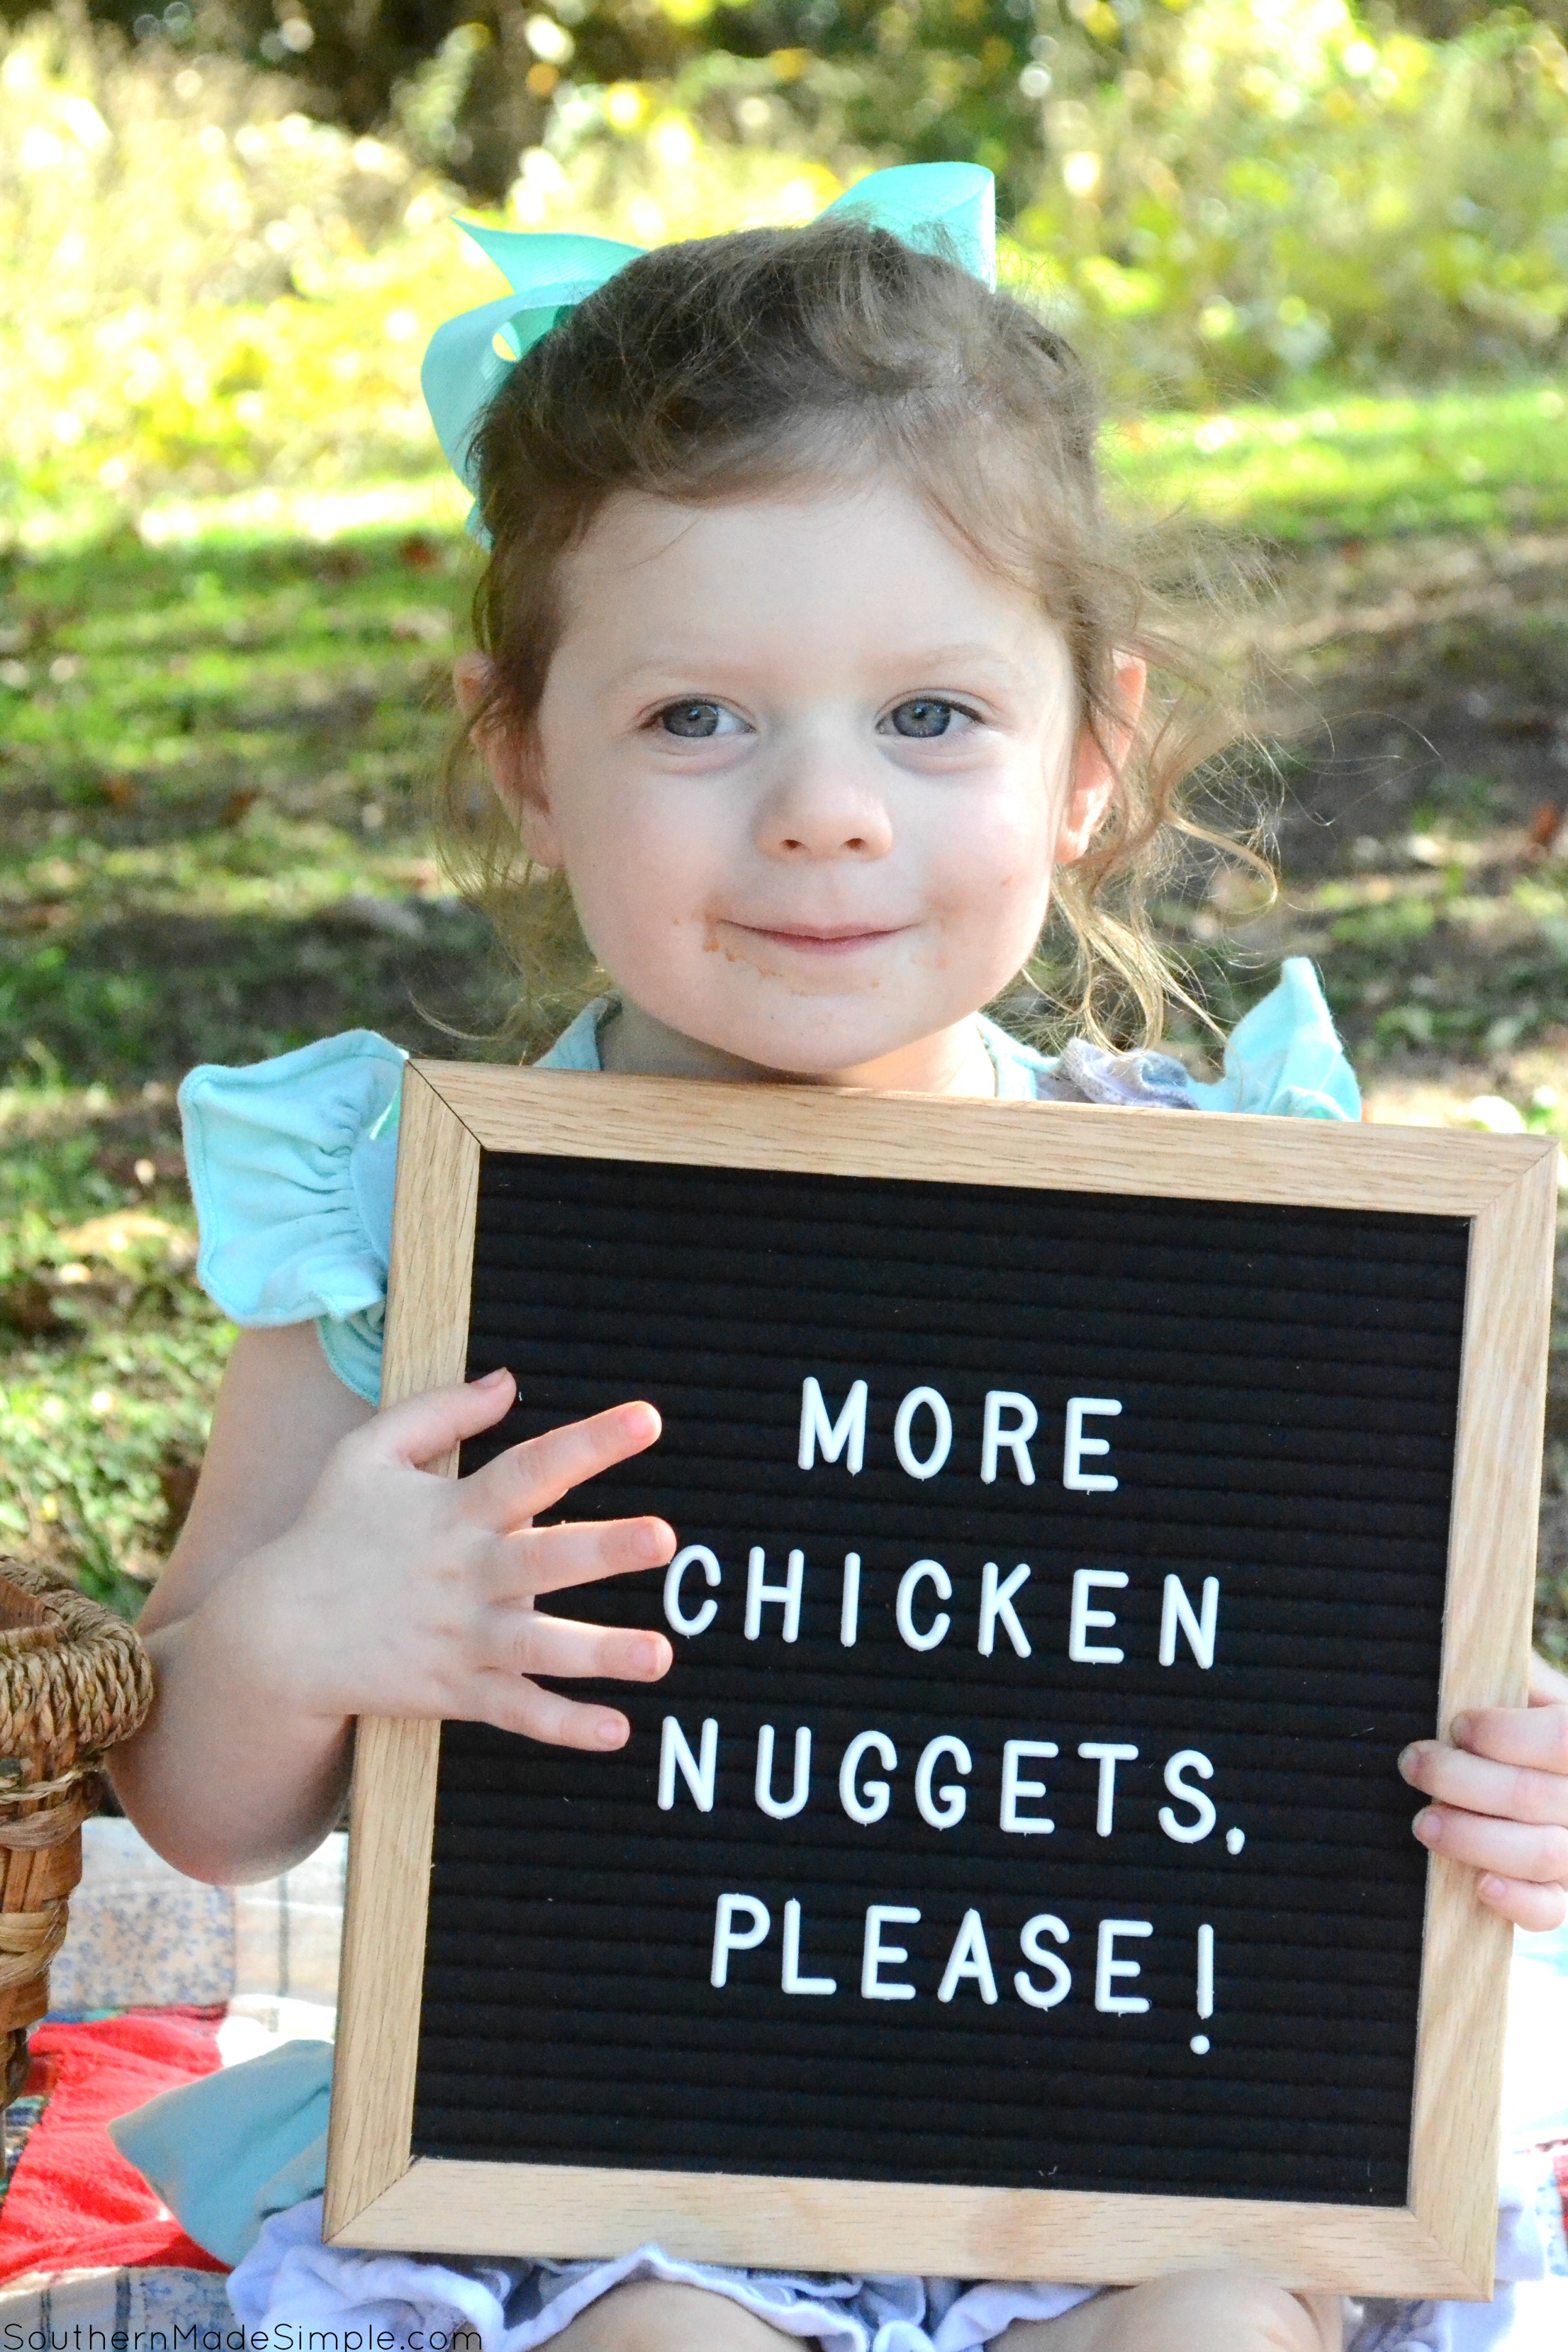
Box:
(822, 160), (995, 284)
(422, 161), (997, 534)
(422, 228), (642, 492)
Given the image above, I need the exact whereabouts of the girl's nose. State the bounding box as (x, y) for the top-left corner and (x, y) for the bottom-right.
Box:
(756, 765), (894, 861)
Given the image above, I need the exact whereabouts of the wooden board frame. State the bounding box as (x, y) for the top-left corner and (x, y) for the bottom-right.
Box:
(325, 1063), (1559, 2299)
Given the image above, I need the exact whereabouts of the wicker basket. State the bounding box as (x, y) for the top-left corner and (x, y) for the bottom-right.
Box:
(0, 1559), (154, 2101)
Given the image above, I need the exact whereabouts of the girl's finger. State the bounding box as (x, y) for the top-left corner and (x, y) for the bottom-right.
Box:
(1413, 1804), (1568, 1885)
(461, 1401), (662, 1532)
(1399, 1740), (1568, 1827)
(363, 1369), (517, 1470)
(484, 1515), (676, 1600)
(479, 1608), (671, 1685)
(467, 1673), (633, 1753)
(1474, 1873), (1568, 1933)
(1448, 1701), (1568, 1775)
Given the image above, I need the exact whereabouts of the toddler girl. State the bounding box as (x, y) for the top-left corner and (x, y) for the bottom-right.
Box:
(113, 165), (1568, 2352)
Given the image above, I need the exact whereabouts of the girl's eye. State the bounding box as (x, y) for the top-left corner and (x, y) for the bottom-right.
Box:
(656, 700), (741, 739)
(884, 698), (974, 740)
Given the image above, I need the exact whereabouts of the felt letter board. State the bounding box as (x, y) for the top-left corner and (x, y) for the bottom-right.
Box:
(325, 1065), (1557, 2298)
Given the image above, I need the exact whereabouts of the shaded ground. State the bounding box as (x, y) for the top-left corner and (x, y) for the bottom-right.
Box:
(1134, 532), (1568, 1060)
(4, 396), (1568, 1652)
(1199, 527), (1568, 1660)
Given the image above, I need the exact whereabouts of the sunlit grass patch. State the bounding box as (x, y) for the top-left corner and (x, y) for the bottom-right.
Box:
(0, 520), (503, 1088)
(1107, 381), (1568, 542)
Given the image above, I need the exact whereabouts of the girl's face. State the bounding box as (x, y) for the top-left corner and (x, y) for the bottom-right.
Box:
(464, 470), (1132, 1093)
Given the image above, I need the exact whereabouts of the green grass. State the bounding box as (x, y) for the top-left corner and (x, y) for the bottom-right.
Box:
(0, 522), (515, 1088)
(1106, 379), (1568, 543)
(0, 519), (507, 1596)
(6, 379), (1568, 1630)
(0, 1075), (228, 1608)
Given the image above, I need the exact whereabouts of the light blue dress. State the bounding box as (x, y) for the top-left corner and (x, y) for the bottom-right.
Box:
(178, 958), (1360, 1412)
(126, 960), (1465, 2352)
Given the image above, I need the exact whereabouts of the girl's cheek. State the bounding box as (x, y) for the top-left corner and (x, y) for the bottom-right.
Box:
(963, 858), (1059, 978)
(578, 840), (719, 980)
(943, 803), (1058, 914)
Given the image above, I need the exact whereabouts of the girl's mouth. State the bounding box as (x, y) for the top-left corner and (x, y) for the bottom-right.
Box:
(731, 922), (907, 957)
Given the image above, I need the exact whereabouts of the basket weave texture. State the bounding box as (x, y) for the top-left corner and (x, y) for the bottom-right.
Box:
(0, 1558), (155, 2095)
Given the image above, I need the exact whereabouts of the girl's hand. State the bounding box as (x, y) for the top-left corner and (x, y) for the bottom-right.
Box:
(1399, 1653), (1568, 1930)
(233, 1367), (676, 1752)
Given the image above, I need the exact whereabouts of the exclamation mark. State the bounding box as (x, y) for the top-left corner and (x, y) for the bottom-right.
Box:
(1190, 1924), (1214, 2054)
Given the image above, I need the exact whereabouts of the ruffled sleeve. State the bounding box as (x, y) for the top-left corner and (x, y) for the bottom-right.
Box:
(1186, 957), (1360, 1121)
(178, 1031), (407, 1406)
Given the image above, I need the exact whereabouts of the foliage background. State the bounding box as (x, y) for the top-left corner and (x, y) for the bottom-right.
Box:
(6, 0), (1568, 1663)
(15, 0), (1568, 529)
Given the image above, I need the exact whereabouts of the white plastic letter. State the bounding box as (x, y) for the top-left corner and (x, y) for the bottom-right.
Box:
(1095, 1917), (1153, 2015)
(782, 1898), (837, 1995)
(1063, 1397), (1122, 1494)
(1160, 1574), (1220, 1670)
(754, 1723), (812, 1820)
(896, 1559), (951, 1652)
(1016, 1914), (1072, 2010)
(978, 1561), (1032, 1659)
(938, 1908), (998, 2005)
(839, 1552), (862, 1647)
(1069, 1569), (1127, 1664)
(663, 1545), (720, 1638)
(981, 1391), (1038, 1485)
(840, 1730), (897, 1827)
(797, 1377), (868, 1474)
(746, 1545), (804, 1643)
(1077, 1742), (1138, 1837)
(893, 1387), (953, 1481)
(711, 1893), (770, 1987)
(861, 1905), (921, 2000)
(659, 1715), (717, 1813)
(1159, 1749), (1218, 1844)
(999, 1739), (1058, 1835)
(914, 1735), (971, 1831)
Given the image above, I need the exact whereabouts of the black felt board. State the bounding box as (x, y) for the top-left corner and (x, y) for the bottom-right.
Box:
(413, 1149), (1465, 2207)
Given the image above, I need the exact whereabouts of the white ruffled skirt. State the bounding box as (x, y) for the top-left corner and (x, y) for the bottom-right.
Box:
(228, 2206), (1092, 2348)
(227, 2180), (1568, 2352)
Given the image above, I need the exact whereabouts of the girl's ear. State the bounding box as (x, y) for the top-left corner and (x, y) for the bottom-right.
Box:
(452, 652), (565, 869)
(1055, 654), (1147, 867)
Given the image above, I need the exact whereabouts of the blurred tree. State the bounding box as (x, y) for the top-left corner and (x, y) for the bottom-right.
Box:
(671, 0), (1048, 204)
(13, 0), (1568, 216)
(14, 0), (551, 187)
(3, 0), (1070, 201)
(1388, 1), (1568, 28)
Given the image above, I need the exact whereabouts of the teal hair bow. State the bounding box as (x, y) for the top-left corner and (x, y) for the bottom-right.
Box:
(421, 160), (995, 537)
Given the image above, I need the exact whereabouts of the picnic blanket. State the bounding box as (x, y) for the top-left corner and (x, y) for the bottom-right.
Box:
(0, 2012), (226, 2283)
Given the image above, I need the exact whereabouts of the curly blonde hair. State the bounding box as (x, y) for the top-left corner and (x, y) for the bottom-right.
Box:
(436, 215), (1259, 1056)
